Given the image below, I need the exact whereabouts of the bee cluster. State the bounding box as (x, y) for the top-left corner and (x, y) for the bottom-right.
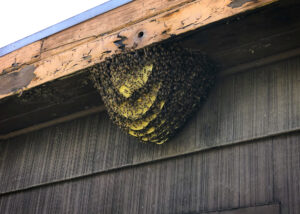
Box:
(90, 43), (216, 144)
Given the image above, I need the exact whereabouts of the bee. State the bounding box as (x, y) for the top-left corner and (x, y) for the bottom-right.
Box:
(90, 42), (217, 144)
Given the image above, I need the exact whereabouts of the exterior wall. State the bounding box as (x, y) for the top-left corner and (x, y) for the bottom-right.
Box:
(0, 56), (299, 213)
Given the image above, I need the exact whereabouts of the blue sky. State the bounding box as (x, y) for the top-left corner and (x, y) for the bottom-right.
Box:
(0, 0), (108, 48)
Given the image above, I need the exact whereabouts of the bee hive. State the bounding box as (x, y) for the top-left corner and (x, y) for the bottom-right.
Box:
(90, 43), (217, 144)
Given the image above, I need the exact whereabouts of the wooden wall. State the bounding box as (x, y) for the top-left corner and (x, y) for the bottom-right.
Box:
(0, 56), (299, 213)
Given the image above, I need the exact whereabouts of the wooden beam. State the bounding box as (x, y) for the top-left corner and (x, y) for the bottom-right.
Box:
(0, 105), (106, 140)
(0, 0), (190, 75)
(41, 0), (196, 53)
(0, 0), (277, 100)
(0, 41), (42, 75)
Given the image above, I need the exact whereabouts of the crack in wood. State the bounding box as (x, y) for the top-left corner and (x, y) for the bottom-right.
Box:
(113, 34), (128, 50)
(82, 55), (92, 60)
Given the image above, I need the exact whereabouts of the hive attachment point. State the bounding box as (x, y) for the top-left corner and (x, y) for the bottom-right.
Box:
(90, 43), (217, 144)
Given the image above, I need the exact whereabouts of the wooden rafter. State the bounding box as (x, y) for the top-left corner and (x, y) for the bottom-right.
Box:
(0, 0), (277, 100)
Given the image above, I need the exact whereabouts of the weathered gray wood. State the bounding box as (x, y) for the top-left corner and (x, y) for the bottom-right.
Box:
(0, 56), (300, 194)
(202, 204), (280, 214)
(0, 133), (299, 213)
(273, 134), (300, 214)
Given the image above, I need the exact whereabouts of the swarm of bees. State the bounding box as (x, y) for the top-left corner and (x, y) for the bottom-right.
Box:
(90, 43), (216, 144)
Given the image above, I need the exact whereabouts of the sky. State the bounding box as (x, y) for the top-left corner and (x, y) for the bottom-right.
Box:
(0, 0), (109, 48)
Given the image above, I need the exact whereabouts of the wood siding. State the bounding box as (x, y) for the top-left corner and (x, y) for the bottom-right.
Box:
(0, 132), (299, 213)
(0, 56), (300, 213)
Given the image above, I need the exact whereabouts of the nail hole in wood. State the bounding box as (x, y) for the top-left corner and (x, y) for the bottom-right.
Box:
(138, 31), (144, 38)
